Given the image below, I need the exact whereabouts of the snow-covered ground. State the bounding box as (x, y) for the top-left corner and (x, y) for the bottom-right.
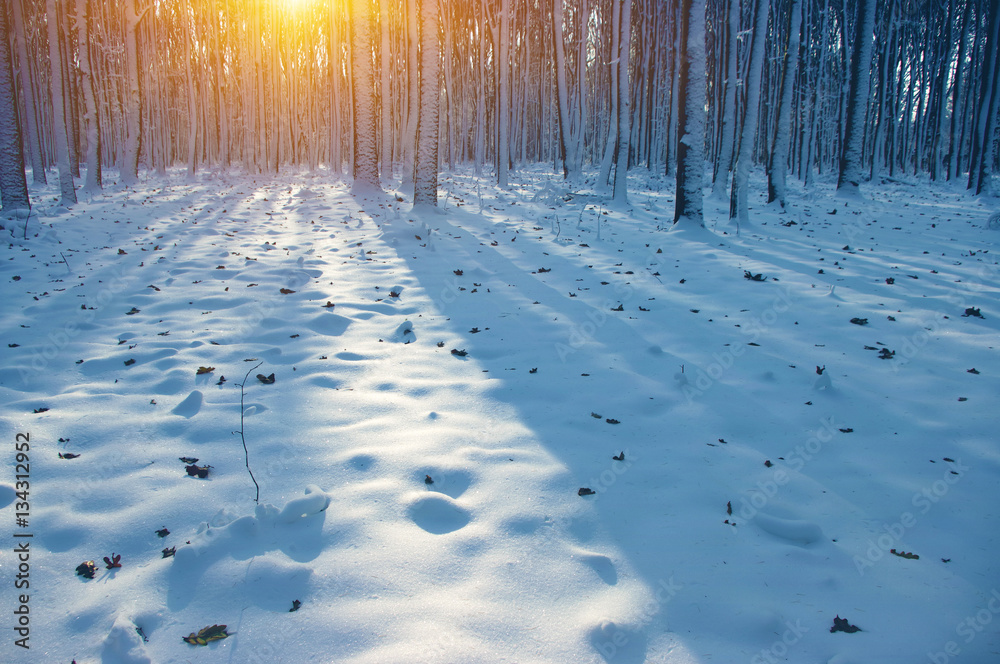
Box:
(1, 167), (998, 664)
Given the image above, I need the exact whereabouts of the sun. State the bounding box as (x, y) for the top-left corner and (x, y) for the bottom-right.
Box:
(280, 0), (313, 13)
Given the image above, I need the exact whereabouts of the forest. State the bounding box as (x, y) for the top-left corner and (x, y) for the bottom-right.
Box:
(1, 0), (999, 216)
(2, 2), (999, 663)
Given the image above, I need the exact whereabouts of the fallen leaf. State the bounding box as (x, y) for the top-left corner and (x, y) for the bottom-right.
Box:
(183, 624), (229, 646)
(76, 561), (97, 579)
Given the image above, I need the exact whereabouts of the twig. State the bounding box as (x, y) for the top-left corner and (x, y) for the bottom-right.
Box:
(237, 361), (263, 503)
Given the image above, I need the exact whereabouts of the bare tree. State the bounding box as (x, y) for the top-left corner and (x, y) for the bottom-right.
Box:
(673, 0), (705, 227)
(351, 0), (380, 191)
(0, 0), (30, 213)
(837, 0), (877, 196)
(729, 0), (770, 225)
(767, 0), (803, 207)
(47, 0), (76, 206)
(611, 0), (632, 204)
(413, 0), (440, 205)
(121, 0), (147, 185)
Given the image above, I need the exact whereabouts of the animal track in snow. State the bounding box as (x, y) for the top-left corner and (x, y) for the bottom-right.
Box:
(405, 492), (471, 534)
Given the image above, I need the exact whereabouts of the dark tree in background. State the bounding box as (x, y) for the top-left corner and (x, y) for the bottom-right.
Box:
(0, 0), (30, 214)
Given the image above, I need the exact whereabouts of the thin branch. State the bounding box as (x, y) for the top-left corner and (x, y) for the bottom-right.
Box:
(238, 361), (263, 504)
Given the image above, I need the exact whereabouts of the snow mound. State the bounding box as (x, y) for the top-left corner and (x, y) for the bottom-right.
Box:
(100, 615), (152, 664)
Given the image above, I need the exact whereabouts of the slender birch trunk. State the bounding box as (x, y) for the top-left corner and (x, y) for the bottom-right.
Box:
(47, 0), (76, 206)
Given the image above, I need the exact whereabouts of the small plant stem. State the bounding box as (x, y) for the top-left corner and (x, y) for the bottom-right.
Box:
(239, 362), (263, 503)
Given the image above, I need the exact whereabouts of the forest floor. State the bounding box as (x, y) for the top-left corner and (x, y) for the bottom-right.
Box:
(1, 166), (999, 664)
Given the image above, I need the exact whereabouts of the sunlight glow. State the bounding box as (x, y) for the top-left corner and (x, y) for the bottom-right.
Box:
(280, 0), (314, 14)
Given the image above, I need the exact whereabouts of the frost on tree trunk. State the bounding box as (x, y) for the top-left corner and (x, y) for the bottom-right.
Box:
(11, 0), (44, 186)
(122, 0), (145, 187)
(711, 0), (738, 201)
(553, 0), (581, 183)
(673, 0), (705, 227)
(497, 0), (511, 188)
(413, 0), (440, 206)
(379, 0), (392, 182)
(767, 0), (802, 207)
(47, 0), (76, 207)
(729, 0), (769, 227)
(351, 0), (380, 192)
(0, 0), (29, 214)
(836, 0), (877, 197)
(183, 0), (197, 178)
(401, 0), (419, 187)
(597, 0), (620, 191)
(76, 0), (102, 192)
(968, 0), (1000, 195)
(612, 0), (632, 204)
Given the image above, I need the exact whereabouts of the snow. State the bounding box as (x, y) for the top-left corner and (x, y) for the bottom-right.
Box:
(2, 166), (999, 663)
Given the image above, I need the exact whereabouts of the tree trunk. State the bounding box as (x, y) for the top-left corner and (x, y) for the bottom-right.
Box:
(122, 0), (145, 186)
(598, 0), (620, 190)
(553, 0), (581, 182)
(947, 0), (971, 180)
(379, 0), (392, 180)
(0, 0), (30, 213)
(711, 0), (738, 200)
(729, 0), (769, 225)
(673, 0), (705, 227)
(47, 0), (76, 206)
(767, 0), (802, 207)
(497, 0), (511, 188)
(183, 0), (198, 177)
(351, 0), (380, 191)
(11, 0), (45, 185)
(837, 0), (877, 196)
(413, 0), (440, 205)
(612, 0), (632, 204)
(968, 0), (1000, 194)
(76, 0), (102, 192)
(60, 2), (80, 179)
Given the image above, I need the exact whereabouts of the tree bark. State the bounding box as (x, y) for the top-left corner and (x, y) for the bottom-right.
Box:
(968, 0), (1000, 194)
(837, 0), (877, 196)
(729, 0), (769, 225)
(497, 0), (511, 188)
(711, 0), (738, 200)
(612, 0), (632, 204)
(379, 0), (392, 180)
(122, 0), (146, 186)
(11, 0), (45, 185)
(351, 0), (380, 191)
(413, 0), (440, 205)
(673, 0), (705, 227)
(0, 0), (30, 213)
(767, 0), (802, 207)
(47, 0), (76, 206)
(553, 0), (581, 182)
(76, 0), (101, 192)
